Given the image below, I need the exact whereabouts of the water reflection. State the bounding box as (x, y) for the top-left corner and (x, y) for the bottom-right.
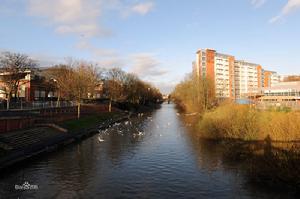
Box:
(0, 104), (289, 198)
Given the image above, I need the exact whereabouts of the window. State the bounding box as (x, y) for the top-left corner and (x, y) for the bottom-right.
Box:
(34, 90), (39, 98)
(40, 91), (46, 98)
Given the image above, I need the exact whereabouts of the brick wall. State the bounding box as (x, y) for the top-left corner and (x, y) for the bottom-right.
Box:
(0, 117), (35, 133)
(0, 104), (113, 133)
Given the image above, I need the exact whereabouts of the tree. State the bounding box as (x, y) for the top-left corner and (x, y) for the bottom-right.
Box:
(0, 51), (37, 110)
(172, 73), (215, 113)
(103, 68), (163, 110)
(123, 73), (141, 104)
(72, 63), (98, 118)
(43, 64), (73, 107)
(105, 68), (127, 112)
(44, 61), (98, 118)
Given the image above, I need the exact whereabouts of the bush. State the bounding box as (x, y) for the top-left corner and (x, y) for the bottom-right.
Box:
(198, 102), (261, 140)
(198, 102), (300, 141)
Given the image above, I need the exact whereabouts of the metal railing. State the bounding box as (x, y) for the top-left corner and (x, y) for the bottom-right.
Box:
(0, 101), (76, 111)
(255, 101), (300, 111)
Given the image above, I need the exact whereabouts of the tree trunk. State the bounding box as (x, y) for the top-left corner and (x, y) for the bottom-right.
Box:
(109, 98), (112, 112)
(16, 81), (20, 100)
(6, 95), (10, 110)
(56, 93), (60, 107)
(77, 101), (81, 119)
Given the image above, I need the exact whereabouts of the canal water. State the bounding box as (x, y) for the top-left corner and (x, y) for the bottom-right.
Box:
(0, 104), (284, 198)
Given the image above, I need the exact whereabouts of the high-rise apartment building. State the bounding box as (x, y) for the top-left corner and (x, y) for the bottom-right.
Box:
(194, 49), (279, 99)
(194, 49), (235, 98)
(234, 60), (259, 99)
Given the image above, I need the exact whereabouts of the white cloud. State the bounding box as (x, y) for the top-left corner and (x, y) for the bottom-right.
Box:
(27, 0), (110, 37)
(153, 81), (176, 94)
(27, 0), (154, 36)
(96, 58), (126, 69)
(121, 1), (155, 18)
(75, 40), (117, 57)
(270, 0), (300, 23)
(251, 0), (267, 8)
(26, 0), (155, 66)
(129, 53), (168, 79)
(74, 39), (124, 69)
(33, 54), (64, 67)
(131, 2), (154, 15)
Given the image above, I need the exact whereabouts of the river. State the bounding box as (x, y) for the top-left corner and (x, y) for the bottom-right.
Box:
(0, 103), (285, 198)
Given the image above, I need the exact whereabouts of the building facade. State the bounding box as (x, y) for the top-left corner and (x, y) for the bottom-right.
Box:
(0, 70), (57, 102)
(234, 61), (259, 99)
(195, 49), (235, 98)
(194, 48), (280, 99)
(256, 81), (300, 110)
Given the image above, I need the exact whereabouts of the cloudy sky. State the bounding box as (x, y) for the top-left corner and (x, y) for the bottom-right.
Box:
(1, 0), (300, 93)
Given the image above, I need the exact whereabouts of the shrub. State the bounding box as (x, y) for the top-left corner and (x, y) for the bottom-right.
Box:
(198, 103), (300, 141)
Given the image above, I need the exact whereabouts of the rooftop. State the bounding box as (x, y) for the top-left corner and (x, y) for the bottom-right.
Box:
(264, 81), (300, 91)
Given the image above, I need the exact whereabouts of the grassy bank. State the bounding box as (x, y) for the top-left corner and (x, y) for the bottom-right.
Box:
(61, 112), (121, 132)
(198, 102), (300, 141)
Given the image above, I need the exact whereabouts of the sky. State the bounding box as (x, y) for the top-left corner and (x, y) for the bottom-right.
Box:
(1, 0), (300, 94)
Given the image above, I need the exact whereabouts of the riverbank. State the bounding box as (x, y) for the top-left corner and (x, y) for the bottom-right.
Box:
(0, 101), (163, 171)
(0, 111), (129, 171)
(185, 102), (300, 195)
(197, 102), (300, 141)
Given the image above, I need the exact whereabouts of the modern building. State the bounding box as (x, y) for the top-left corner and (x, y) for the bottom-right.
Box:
(256, 81), (300, 110)
(280, 75), (300, 82)
(234, 60), (259, 99)
(195, 49), (235, 98)
(194, 48), (280, 99)
(263, 70), (280, 88)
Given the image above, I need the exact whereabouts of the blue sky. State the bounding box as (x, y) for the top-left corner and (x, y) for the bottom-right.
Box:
(1, 0), (300, 93)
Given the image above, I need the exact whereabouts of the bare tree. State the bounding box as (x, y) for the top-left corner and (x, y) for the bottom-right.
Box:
(44, 61), (98, 118)
(123, 73), (142, 104)
(72, 63), (98, 118)
(105, 68), (126, 112)
(104, 68), (163, 111)
(172, 73), (215, 113)
(0, 52), (37, 109)
(43, 64), (74, 107)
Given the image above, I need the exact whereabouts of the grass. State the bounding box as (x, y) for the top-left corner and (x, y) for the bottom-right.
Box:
(61, 112), (120, 132)
(198, 102), (300, 141)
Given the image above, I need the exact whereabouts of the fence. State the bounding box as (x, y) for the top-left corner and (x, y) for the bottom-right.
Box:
(255, 101), (300, 111)
(0, 101), (76, 111)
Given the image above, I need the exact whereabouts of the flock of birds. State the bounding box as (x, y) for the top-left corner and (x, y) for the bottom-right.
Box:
(96, 111), (185, 143)
(97, 113), (152, 143)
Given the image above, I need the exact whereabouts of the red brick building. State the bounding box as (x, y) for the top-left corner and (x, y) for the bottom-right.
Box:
(0, 70), (57, 102)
